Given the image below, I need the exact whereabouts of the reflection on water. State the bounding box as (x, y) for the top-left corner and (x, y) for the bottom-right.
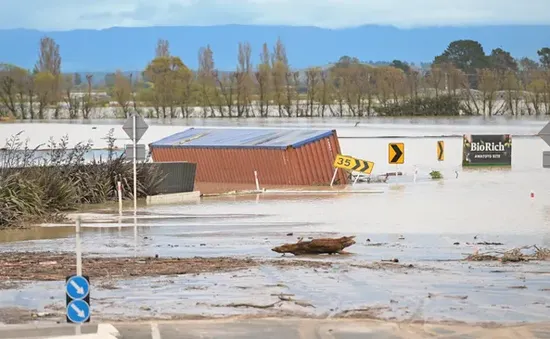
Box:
(0, 227), (74, 243)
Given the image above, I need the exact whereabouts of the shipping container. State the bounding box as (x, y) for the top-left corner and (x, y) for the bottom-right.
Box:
(149, 128), (348, 186)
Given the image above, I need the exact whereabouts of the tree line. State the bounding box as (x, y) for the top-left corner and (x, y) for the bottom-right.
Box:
(1, 37), (550, 119)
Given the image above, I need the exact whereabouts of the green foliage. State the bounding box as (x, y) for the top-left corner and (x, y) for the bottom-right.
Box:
(429, 170), (443, 179)
(0, 129), (164, 229)
(538, 47), (550, 69)
(376, 95), (462, 116)
(434, 40), (489, 72)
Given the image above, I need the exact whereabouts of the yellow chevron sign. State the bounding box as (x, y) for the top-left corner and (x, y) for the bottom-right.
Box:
(333, 154), (374, 174)
(388, 143), (405, 164)
(437, 140), (444, 161)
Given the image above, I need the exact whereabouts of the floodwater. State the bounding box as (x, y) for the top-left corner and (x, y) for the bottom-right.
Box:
(1, 117), (550, 324)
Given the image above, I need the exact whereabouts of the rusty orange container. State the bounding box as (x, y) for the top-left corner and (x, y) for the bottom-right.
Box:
(149, 128), (348, 186)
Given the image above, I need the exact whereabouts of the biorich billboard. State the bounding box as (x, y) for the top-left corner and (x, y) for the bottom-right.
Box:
(462, 134), (512, 166)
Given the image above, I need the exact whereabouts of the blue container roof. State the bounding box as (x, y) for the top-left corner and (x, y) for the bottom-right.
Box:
(150, 128), (335, 150)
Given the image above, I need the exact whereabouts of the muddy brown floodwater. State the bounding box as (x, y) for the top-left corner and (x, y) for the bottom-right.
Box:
(2, 120), (550, 327)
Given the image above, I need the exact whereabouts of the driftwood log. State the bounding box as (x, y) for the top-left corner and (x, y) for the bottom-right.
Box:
(272, 236), (356, 256)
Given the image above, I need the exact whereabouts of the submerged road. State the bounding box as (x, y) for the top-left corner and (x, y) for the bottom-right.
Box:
(1, 315), (550, 338)
(113, 318), (550, 339)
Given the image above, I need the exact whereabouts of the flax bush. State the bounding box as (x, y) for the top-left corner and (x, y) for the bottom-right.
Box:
(0, 129), (164, 229)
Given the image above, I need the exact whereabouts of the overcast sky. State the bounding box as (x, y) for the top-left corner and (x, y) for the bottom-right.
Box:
(2, 0), (550, 31)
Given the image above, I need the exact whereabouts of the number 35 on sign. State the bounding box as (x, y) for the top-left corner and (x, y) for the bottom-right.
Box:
(333, 154), (374, 174)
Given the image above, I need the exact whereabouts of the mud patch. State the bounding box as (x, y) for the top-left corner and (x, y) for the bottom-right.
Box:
(0, 251), (347, 282)
(0, 307), (57, 324)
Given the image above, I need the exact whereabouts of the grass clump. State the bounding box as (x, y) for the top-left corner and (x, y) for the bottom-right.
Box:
(429, 170), (443, 179)
(0, 129), (164, 229)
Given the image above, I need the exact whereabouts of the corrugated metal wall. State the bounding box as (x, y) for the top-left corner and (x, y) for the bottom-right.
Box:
(151, 131), (348, 186)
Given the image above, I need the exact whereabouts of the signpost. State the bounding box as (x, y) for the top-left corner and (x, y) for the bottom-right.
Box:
(124, 144), (146, 161)
(388, 143), (405, 165)
(538, 122), (550, 168)
(330, 154), (375, 186)
(66, 217), (91, 331)
(66, 299), (91, 324)
(544, 151), (550, 168)
(122, 113), (149, 215)
(462, 134), (511, 167)
(437, 141), (444, 161)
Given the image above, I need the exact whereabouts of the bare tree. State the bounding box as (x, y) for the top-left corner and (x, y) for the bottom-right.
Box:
(156, 39), (170, 58)
(34, 36), (62, 118)
(235, 42), (252, 117)
(197, 45), (217, 117)
(305, 67), (320, 117)
(254, 43), (271, 117)
(81, 75), (94, 119)
(112, 71), (132, 117)
(63, 74), (80, 119)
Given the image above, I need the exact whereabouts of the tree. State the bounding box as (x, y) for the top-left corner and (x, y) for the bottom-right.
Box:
(112, 71), (132, 117)
(489, 48), (518, 74)
(537, 47), (550, 69)
(34, 36), (61, 75)
(81, 75), (94, 119)
(144, 56), (192, 119)
(255, 43), (271, 117)
(104, 73), (116, 87)
(34, 71), (56, 119)
(271, 37), (290, 117)
(73, 73), (82, 86)
(434, 40), (488, 87)
(34, 36), (62, 117)
(235, 42), (252, 117)
(197, 45), (217, 117)
(518, 57), (540, 90)
(390, 60), (410, 73)
(62, 74), (80, 119)
(156, 39), (170, 58)
(0, 64), (20, 117)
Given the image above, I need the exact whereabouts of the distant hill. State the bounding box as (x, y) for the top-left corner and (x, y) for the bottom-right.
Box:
(0, 24), (548, 72)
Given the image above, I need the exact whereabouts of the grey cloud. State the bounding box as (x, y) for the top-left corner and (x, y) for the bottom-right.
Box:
(1, 0), (550, 31)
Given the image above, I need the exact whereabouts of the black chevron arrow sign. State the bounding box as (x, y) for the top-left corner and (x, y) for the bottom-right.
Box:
(358, 160), (371, 173)
(389, 143), (404, 164)
(351, 158), (373, 174)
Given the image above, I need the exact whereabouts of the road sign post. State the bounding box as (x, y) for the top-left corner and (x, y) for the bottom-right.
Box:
(332, 154), (375, 186)
(122, 113), (149, 216)
(67, 217), (91, 328)
(76, 217), (82, 276)
(388, 143), (405, 180)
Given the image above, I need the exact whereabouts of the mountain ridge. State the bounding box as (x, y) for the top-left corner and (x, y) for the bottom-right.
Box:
(0, 24), (548, 72)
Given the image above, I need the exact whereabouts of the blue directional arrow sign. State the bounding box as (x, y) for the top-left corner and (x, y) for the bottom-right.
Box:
(66, 300), (90, 324)
(66, 276), (90, 300)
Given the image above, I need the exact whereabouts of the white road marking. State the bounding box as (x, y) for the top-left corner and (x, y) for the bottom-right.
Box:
(151, 322), (161, 339)
(97, 323), (121, 337)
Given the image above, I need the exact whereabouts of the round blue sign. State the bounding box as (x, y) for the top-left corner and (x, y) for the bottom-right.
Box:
(66, 300), (90, 324)
(66, 276), (90, 300)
